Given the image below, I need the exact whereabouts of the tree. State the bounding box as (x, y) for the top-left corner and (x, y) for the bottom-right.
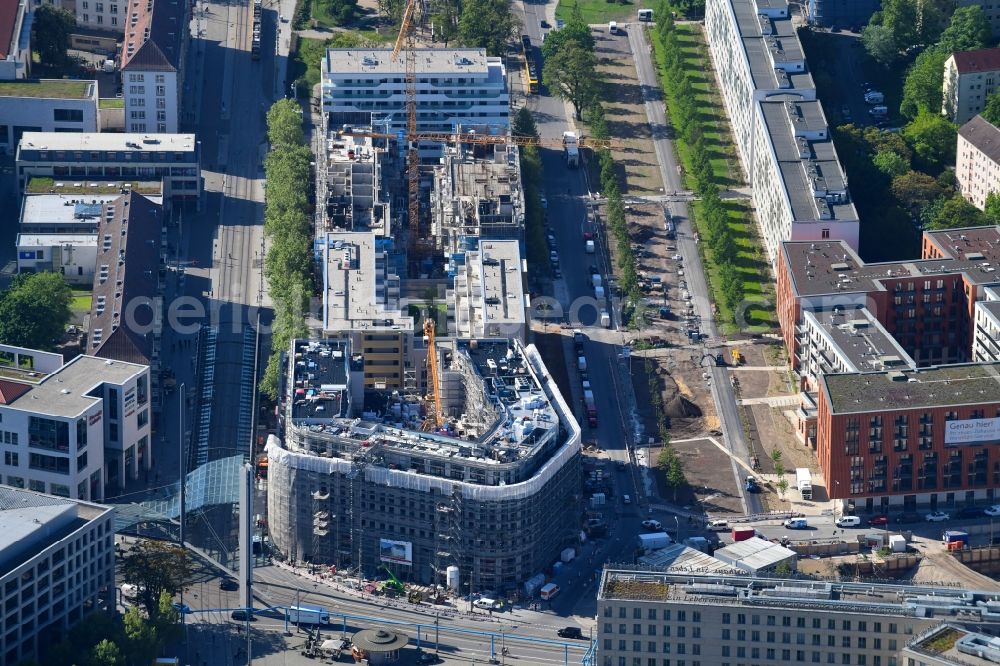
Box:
(984, 91), (1000, 126)
(657, 447), (674, 470)
(458, 0), (519, 56)
(32, 4), (75, 68)
(872, 150), (910, 178)
(123, 606), (159, 666)
(902, 111), (957, 169)
(892, 171), (945, 214)
(937, 5), (991, 53)
(774, 561), (792, 576)
(776, 477), (790, 498)
(926, 194), (990, 229)
(429, 0), (460, 45)
(770, 449), (785, 477)
(119, 541), (191, 618)
(986, 191), (1000, 224)
(667, 454), (686, 500)
(155, 589), (183, 646)
(879, 0), (918, 49)
(541, 4), (593, 58)
(512, 106), (538, 138)
(542, 41), (600, 119)
(861, 24), (901, 66)
(89, 639), (123, 666)
(267, 99), (305, 148)
(900, 47), (948, 119)
(0, 272), (72, 350)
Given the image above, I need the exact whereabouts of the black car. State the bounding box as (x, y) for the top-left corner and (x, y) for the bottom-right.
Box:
(540, 19), (550, 28)
(558, 627), (585, 639)
(230, 610), (256, 622)
(418, 653), (443, 664)
(220, 578), (239, 591)
(958, 506), (984, 519)
(895, 511), (921, 524)
(745, 477), (760, 493)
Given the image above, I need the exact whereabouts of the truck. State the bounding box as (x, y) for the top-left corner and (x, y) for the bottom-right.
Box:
(600, 310), (611, 328)
(583, 390), (597, 427)
(585, 239), (595, 253)
(637, 532), (672, 552)
(578, 356), (587, 372)
(563, 131), (580, 167)
(943, 530), (969, 546)
(286, 605), (330, 625)
(795, 468), (813, 500)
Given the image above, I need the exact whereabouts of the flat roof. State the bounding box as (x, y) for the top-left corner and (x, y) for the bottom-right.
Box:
(713, 536), (797, 572)
(26, 178), (163, 195)
(322, 231), (413, 332)
(637, 543), (746, 574)
(822, 362), (1000, 414)
(17, 233), (98, 246)
(18, 132), (198, 153)
(325, 48), (493, 76)
(290, 339), (350, 421)
(21, 193), (123, 227)
(7, 355), (146, 418)
(0, 79), (95, 99)
(906, 624), (1000, 665)
(804, 307), (916, 372)
(476, 240), (525, 327)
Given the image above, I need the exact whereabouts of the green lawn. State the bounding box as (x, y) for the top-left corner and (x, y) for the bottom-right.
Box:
(289, 31), (390, 94)
(0, 79), (90, 99)
(70, 292), (92, 318)
(651, 26), (776, 333)
(99, 97), (124, 109)
(555, 0), (643, 24)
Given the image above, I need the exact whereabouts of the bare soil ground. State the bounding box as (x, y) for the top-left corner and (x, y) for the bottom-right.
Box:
(592, 27), (665, 195)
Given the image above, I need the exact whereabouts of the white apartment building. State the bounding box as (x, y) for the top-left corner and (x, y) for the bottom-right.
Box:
(0, 79), (99, 153)
(0, 344), (151, 500)
(321, 48), (509, 155)
(73, 0), (124, 31)
(0, 487), (115, 665)
(973, 286), (1000, 362)
(16, 131), (201, 200)
(449, 239), (527, 342)
(0, 0), (31, 80)
(957, 114), (1000, 209)
(704, 0), (858, 265)
(943, 47), (1000, 125)
(120, 0), (187, 133)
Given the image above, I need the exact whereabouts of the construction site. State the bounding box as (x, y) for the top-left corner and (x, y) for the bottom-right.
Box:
(265, 336), (583, 593)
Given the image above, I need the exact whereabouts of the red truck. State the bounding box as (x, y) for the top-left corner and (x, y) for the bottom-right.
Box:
(583, 390), (597, 427)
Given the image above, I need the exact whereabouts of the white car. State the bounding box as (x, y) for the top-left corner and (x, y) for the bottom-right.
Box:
(925, 511), (950, 522)
(672, 254), (683, 261)
(641, 519), (662, 530)
(540, 195), (548, 209)
(985, 505), (1000, 517)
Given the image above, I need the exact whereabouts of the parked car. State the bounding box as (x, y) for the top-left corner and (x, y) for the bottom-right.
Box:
(985, 505), (1000, 517)
(707, 519), (730, 531)
(868, 514), (889, 526)
(641, 519), (662, 530)
(623, 494), (632, 504)
(540, 19), (550, 28)
(558, 627), (585, 639)
(783, 518), (808, 529)
(540, 195), (548, 209)
(418, 653), (444, 664)
(925, 511), (951, 522)
(745, 477), (760, 493)
(895, 511), (921, 524)
(958, 506), (984, 519)
(220, 578), (239, 591)
(836, 516), (862, 528)
(231, 610), (256, 621)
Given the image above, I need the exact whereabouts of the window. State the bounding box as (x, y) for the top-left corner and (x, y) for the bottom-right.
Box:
(4, 452), (17, 467)
(29, 453), (70, 475)
(6, 476), (23, 488)
(156, 74), (165, 83)
(137, 410), (148, 428)
(28, 417), (69, 452)
(53, 109), (84, 123)
(821, 228), (830, 239)
(156, 85), (166, 96)
(109, 388), (118, 419)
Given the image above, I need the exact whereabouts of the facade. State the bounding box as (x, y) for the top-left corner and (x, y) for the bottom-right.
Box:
(0, 344), (151, 500)
(596, 569), (1000, 666)
(120, 0), (187, 133)
(16, 132), (201, 200)
(267, 337), (582, 592)
(0, 79), (99, 153)
(957, 115), (1000, 209)
(321, 48), (509, 155)
(430, 142), (525, 255)
(0, 0), (31, 80)
(807, 0), (878, 29)
(943, 48), (1000, 125)
(321, 231), (415, 390)
(0, 487), (115, 664)
(775, 227), (1000, 510)
(449, 239), (527, 342)
(704, 0), (858, 266)
(316, 133), (389, 234)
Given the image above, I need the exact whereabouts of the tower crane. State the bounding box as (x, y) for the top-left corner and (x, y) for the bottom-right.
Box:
(421, 317), (443, 431)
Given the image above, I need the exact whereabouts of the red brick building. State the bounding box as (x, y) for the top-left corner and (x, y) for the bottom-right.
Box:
(776, 227), (1000, 508)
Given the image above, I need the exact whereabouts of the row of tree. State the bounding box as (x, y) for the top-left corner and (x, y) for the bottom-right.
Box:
(260, 100), (313, 399)
(512, 108), (549, 275)
(646, 357), (686, 498)
(654, 3), (745, 323)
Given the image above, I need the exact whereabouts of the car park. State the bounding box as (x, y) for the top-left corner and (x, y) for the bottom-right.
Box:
(868, 515), (889, 526)
(558, 627), (585, 639)
(642, 519), (662, 530)
(925, 511), (950, 522)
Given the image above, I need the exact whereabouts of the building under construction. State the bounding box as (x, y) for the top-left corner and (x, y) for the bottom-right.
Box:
(265, 336), (582, 593)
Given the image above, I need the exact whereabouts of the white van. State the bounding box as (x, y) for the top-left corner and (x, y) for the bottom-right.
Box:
(638, 8), (653, 21)
(540, 583), (560, 600)
(835, 516), (861, 528)
(609, 21), (619, 34)
(707, 519), (730, 531)
(473, 597), (498, 610)
(868, 105), (888, 116)
(783, 518), (808, 529)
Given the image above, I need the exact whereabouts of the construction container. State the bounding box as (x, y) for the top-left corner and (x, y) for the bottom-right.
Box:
(732, 527), (755, 542)
(889, 534), (907, 553)
(561, 547), (576, 563)
(943, 530), (969, 545)
(947, 540), (965, 552)
(590, 493), (606, 507)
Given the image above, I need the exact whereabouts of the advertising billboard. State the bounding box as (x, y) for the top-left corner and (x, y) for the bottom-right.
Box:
(945, 417), (1000, 446)
(379, 538), (413, 565)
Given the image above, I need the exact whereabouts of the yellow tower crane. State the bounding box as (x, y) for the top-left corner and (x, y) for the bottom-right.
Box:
(421, 317), (443, 431)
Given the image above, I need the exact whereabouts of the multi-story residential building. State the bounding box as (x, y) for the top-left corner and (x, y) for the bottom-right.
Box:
(321, 48), (509, 156)
(120, 0), (187, 133)
(957, 0), (1000, 40)
(267, 336), (582, 591)
(704, 0), (858, 265)
(0, 486), (115, 665)
(430, 142), (525, 254)
(0, 0), (31, 80)
(957, 115), (1000, 209)
(972, 286), (1000, 361)
(316, 133), (389, 234)
(0, 344), (151, 500)
(16, 132), (201, 201)
(72, 0), (124, 31)
(596, 569), (1000, 666)
(321, 231), (415, 390)
(943, 48), (1000, 125)
(448, 239), (527, 342)
(0, 79), (98, 152)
